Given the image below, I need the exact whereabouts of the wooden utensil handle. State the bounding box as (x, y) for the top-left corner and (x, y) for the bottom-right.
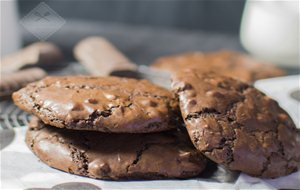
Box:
(74, 37), (137, 76)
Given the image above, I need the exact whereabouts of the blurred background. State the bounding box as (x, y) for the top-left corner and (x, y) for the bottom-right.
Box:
(1, 0), (299, 67)
(2, 0), (246, 64)
(18, 0), (245, 34)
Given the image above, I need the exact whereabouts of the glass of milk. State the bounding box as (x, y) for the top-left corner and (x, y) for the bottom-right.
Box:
(1, 0), (22, 58)
(240, 0), (299, 68)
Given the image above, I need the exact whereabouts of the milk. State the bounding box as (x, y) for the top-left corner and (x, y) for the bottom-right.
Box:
(1, 0), (22, 58)
(240, 0), (299, 67)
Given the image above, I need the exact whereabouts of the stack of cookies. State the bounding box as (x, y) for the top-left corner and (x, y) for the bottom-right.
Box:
(12, 76), (207, 180)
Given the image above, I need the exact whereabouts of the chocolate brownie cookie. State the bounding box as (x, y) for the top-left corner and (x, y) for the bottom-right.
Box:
(0, 67), (46, 99)
(26, 117), (207, 180)
(13, 76), (179, 133)
(152, 50), (285, 83)
(172, 70), (300, 178)
(1, 42), (64, 74)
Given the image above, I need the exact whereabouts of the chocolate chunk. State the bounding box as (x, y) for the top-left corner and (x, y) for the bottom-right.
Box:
(25, 117), (207, 180)
(172, 70), (300, 178)
(151, 50), (285, 83)
(13, 76), (179, 133)
(0, 67), (46, 98)
(1, 42), (64, 74)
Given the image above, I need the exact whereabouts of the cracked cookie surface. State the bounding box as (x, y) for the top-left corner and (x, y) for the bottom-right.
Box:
(151, 50), (285, 83)
(172, 70), (300, 178)
(13, 76), (179, 133)
(26, 117), (207, 180)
